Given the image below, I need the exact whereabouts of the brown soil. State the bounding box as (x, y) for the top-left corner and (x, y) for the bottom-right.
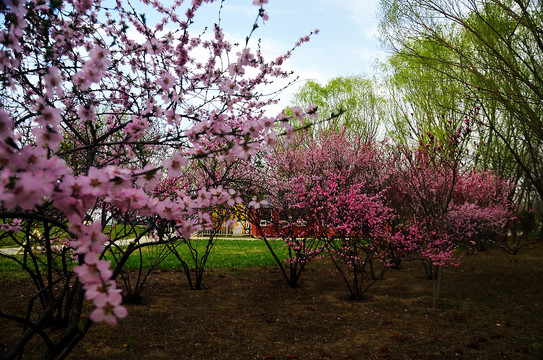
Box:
(2, 243), (543, 360)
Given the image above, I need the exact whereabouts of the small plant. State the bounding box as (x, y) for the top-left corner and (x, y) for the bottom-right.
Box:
(498, 210), (539, 254)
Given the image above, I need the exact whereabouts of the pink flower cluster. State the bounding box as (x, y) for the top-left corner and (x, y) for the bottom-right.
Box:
(0, 218), (22, 232)
(387, 127), (515, 266)
(72, 46), (111, 91)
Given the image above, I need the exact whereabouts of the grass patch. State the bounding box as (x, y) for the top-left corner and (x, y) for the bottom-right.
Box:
(104, 224), (147, 240)
(0, 258), (26, 279)
(0, 239), (289, 277)
(109, 239), (288, 270)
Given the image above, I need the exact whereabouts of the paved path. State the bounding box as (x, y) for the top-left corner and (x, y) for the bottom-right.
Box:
(0, 247), (20, 256)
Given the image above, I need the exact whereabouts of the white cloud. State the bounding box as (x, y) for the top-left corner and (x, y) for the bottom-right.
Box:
(327, 0), (380, 22)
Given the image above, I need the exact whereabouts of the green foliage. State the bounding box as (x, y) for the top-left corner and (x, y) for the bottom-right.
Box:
(291, 75), (385, 140)
(382, 39), (470, 146)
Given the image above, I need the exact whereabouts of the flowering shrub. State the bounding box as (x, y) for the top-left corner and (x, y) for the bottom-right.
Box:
(255, 123), (514, 302)
(450, 170), (515, 251)
(313, 175), (398, 300)
(247, 128), (403, 294)
(385, 112), (515, 305)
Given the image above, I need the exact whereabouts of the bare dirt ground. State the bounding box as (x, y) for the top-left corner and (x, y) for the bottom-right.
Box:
(2, 242), (543, 360)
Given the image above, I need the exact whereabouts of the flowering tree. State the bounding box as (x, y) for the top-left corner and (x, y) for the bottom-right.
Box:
(386, 110), (514, 305)
(241, 134), (327, 289)
(388, 146), (462, 278)
(159, 153), (248, 291)
(245, 127), (404, 294)
(386, 108), (475, 271)
(0, 0), (317, 358)
(306, 173), (400, 300)
(450, 169), (515, 252)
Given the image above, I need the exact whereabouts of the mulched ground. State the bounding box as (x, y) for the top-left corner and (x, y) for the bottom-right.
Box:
(2, 241), (543, 359)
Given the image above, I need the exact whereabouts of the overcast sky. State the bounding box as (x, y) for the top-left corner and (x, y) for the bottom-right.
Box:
(189, 0), (387, 110)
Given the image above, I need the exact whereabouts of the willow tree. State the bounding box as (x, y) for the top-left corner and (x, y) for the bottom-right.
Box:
(382, 40), (472, 146)
(291, 75), (386, 141)
(379, 0), (543, 218)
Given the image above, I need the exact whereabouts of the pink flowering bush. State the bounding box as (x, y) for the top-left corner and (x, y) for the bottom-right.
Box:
(306, 174), (399, 300)
(158, 152), (249, 291)
(246, 128), (404, 293)
(258, 115), (514, 302)
(243, 176), (327, 288)
(0, 0), (317, 358)
(280, 130), (415, 300)
(385, 112), (514, 305)
(450, 169), (515, 251)
(387, 145), (462, 276)
(385, 113), (474, 271)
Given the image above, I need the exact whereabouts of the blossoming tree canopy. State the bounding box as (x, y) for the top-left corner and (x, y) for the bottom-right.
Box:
(0, 0), (319, 325)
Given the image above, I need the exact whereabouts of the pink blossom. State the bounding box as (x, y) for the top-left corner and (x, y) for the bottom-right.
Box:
(163, 152), (189, 178)
(1, 0), (316, 327)
(77, 105), (96, 123)
(157, 71), (176, 91)
(118, 188), (149, 210)
(71, 222), (109, 255)
(228, 62), (245, 77)
(0, 218), (22, 232)
(89, 290), (127, 325)
(37, 106), (62, 127)
(236, 48), (255, 66)
(32, 127), (63, 152)
(73, 254), (112, 285)
(10, 171), (54, 210)
(83, 167), (112, 197)
(44, 66), (64, 98)
(219, 78), (239, 95)
(248, 196), (268, 209)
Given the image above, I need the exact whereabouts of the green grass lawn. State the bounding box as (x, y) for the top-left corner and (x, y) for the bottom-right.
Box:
(0, 238), (289, 278)
(110, 238), (288, 270)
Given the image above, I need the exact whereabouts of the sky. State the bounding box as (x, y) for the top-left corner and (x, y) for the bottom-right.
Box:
(188, 0), (388, 111)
